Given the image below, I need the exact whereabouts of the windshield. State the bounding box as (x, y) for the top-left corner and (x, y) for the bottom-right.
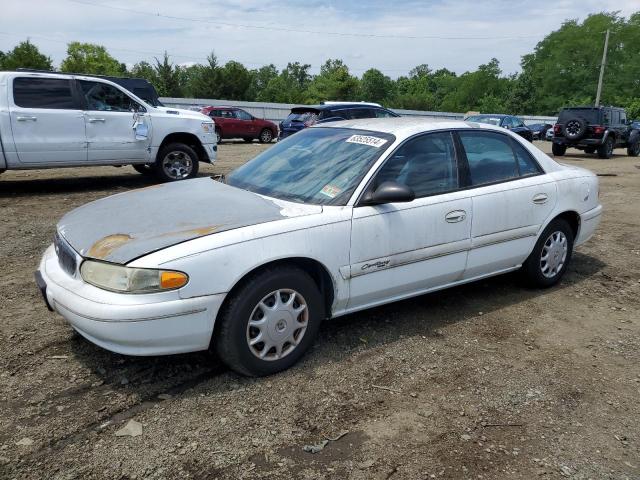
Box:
(466, 115), (503, 126)
(227, 127), (395, 205)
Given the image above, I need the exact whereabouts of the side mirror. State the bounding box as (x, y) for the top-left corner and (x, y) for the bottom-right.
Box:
(361, 181), (415, 206)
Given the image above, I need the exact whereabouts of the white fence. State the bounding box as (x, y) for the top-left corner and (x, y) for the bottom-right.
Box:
(160, 97), (557, 125)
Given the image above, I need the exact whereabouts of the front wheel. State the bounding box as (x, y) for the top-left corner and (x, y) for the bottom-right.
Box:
(552, 143), (567, 156)
(259, 128), (273, 143)
(154, 143), (199, 182)
(214, 265), (324, 376)
(521, 218), (574, 288)
(597, 137), (614, 159)
(627, 140), (640, 157)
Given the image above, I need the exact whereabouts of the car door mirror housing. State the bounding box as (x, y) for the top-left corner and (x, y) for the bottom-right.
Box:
(361, 181), (415, 206)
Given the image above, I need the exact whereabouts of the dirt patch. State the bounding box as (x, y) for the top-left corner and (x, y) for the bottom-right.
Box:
(1, 141), (639, 479)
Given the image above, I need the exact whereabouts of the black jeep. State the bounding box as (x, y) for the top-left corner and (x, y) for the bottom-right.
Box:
(551, 106), (640, 159)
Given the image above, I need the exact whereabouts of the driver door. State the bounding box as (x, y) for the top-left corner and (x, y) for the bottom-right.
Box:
(348, 132), (472, 310)
(78, 80), (151, 162)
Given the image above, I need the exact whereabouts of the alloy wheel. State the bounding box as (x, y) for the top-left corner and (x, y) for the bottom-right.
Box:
(162, 151), (193, 180)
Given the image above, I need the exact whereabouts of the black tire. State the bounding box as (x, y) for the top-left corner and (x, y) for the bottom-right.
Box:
(552, 143), (567, 156)
(627, 139), (640, 157)
(132, 164), (154, 175)
(214, 265), (325, 377)
(154, 143), (199, 182)
(521, 218), (574, 288)
(215, 128), (222, 144)
(584, 147), (596, 154)
(243, 137), (254, 143)
(562, 118), (587, 141)
(259, 128), (273, 143)
(597, 136), (614, 159)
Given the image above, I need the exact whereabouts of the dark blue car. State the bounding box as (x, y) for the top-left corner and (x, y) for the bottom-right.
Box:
(278, 102), (399, 140)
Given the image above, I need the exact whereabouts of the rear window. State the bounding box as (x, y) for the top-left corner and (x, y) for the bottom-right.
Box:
(558, 109), (600, 124)
(13, 77), (76, 109)
(285, 111), (318, 125)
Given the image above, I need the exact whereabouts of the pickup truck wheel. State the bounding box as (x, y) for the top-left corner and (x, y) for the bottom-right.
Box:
(214, 265), (324, 376)
(627, 140), (640, 157)
(155, 143), (199, 182)
(597, 137), (614, 159)
(132, 164), (154, 175)
(259, 128), (273, 143)
(521, 218), (574, 288)
(552, 143), (566, 156)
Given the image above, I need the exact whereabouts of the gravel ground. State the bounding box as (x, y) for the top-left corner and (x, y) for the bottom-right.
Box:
(1, 140), (639, 480)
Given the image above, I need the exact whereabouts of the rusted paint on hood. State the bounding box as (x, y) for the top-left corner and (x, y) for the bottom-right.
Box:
(57, 178), (320, 264)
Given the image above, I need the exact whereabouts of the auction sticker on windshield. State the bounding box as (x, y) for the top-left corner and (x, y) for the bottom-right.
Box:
(320, 184), (342, 198)
(346, 135), (388, 148)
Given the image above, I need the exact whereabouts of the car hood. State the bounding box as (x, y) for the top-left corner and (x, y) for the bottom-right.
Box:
(57, 178), (322, 264)
(153, 106), (210, 121)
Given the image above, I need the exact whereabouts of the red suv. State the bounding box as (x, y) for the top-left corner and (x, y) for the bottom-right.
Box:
(201, 106), (277, 144)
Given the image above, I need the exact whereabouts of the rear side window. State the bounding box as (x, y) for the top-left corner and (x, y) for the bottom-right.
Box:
(13, 77), (76, 109)
(512, 141), (542, 176)
(459, 131), (519, 186)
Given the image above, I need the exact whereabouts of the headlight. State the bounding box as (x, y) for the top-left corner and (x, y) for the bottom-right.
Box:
(80, 260), (188, 294)
(201, 121), (215, 134)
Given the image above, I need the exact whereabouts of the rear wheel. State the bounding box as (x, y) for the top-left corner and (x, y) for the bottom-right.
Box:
(597, 137), (614, 159)
(214, 265), (324, 376)
(154, 143), (199, 182)
(552, 143), (567, 156)
(521, 218), (574, 288)
(259, 128), (273, 143)
(627, 139), (640, 157)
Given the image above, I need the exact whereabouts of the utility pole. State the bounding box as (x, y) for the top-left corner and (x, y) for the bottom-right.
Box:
(595, 29), (610, 106)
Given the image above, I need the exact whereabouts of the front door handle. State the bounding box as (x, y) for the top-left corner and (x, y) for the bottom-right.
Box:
(88, 118), (106, 123)
(16, 116), (37, 122)
(445, 210), (467, 223)
(532, 193), (548, 204)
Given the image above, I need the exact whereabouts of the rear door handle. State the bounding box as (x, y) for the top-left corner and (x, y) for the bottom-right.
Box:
(445, 210), (467, 223)
(16, 116), (37, 121)
(88, 118), (106, 123)
(533, 193), (548, 204)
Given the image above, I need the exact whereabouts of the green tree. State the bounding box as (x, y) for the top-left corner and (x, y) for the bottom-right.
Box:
(131, 61), (158, 84)
(259, 62), (311, 103)
(306, 59), (359, 102)
(60, 42), (126, 76)
(0, 40), (52, 70)
(182, 53), (222, 99)
(218, 61), (252, 100)
(360, 68), (394, 104)
(247, 64), (278, 101)
(153, 52), (183, 97)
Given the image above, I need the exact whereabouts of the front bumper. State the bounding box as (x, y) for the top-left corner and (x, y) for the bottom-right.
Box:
(37, 245), (225, 356)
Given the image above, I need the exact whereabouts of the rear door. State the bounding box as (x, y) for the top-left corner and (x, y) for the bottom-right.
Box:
(78, 80), (151, 162)
(9, 76), (87, 164)
(456, 130), (557, 279)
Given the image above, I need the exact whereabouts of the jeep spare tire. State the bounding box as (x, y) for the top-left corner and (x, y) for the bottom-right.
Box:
(563, 118), (587, 141)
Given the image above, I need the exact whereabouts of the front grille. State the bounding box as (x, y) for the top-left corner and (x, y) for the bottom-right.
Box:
(54, 232), (78, 276)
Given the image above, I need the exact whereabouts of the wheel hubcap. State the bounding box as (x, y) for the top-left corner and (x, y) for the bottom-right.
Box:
(162, 151), (193, 180)
(261, 130), (272, 142)
(246, 289), (308, 361)
(540, 231), (568, 278)
(566, 121), (580, 137)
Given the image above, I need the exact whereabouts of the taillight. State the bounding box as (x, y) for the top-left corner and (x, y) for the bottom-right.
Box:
(592, 126), (605, 135)
(553, 124), (561, 134)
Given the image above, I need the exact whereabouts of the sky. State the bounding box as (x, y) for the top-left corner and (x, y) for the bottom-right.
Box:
(1, 0), (639, 77)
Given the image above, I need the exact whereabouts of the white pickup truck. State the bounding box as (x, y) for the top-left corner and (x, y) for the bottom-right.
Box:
(0, 71), (217, 181)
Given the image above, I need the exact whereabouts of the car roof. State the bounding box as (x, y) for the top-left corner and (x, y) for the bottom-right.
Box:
(467, 114), (508, 118)
(291, 103), (387, 112)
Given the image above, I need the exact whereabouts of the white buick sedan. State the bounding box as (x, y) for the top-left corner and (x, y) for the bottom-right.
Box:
(36, 117), (602, 376)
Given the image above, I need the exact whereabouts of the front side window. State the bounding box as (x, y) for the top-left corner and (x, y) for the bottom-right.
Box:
(209, 110), (223, 118)
(459, 131), (519, 186)
(235, 109), (252, 120)
(79, 81), (138, 112)
(374, 132), (458, 198)
(227, 127), (394, 205)
(13, 77), (76, 109)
